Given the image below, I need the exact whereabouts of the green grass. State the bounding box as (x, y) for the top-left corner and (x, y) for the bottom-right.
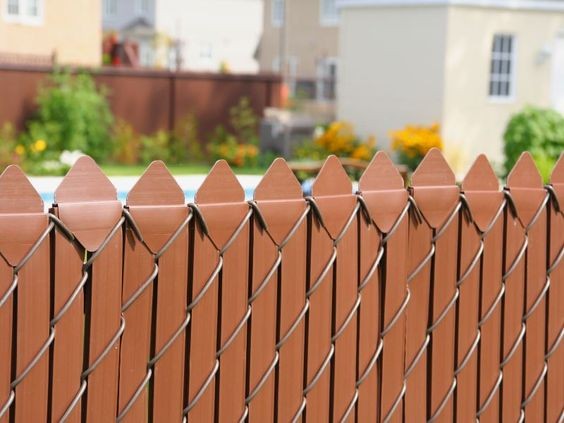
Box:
(100, 163), (268, 176)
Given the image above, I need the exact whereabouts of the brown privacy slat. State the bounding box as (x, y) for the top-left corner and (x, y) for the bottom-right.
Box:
(186, 160), (251, 422)
(0, 166), (50, 423)
(501, 153), (546, 422)
(1, 149), (563, 422)
(410, 149), (460, 422)
(509, 155), (548, 421)
(249, 159), (307, 422)
(307, 156), (359, 422)
(358, 152), (409, 423)
(54, 156), (123, 422)
(460, 156), (504, 422)
(50, 223), (85, 423)
(119, 161), (190, 422)
(547, 156), (563, 423)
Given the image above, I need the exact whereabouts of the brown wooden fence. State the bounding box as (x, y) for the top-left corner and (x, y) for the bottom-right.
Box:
(0, 149), (562, 423)
(0, 64), (282, 136)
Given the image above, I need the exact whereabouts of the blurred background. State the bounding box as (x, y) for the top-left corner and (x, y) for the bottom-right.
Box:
(0, 0), (563, 181)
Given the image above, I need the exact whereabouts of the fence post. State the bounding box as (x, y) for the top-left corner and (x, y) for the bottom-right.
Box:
(357, 152), (409, 422)
(0, 166), (50, 423)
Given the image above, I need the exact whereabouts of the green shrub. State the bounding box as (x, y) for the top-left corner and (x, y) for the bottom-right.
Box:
(504, 106), (564, 181)
(207, 97), (260, 167)
(0, 123), (21, 170)
(25, 69), (114, 161)
(111, 119), (140, 165)
(140, 130), (170, 163)
(171, 113), (204, 163)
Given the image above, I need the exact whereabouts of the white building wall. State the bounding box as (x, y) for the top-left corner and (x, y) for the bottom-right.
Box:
(442, 6), (564, 170)
(337, 5), (448, 151)
(155, 0), (263, 73)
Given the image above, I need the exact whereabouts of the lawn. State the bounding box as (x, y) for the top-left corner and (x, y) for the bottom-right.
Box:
(100, 163), (268, 176)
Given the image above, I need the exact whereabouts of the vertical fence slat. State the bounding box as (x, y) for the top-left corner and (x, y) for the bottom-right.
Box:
(460, 156), (505, 422)
(0, 257), (12, 423)
(249, 159), (307, 423)
(191, 161), (251, 422)
(119, 161), (191, 422)
(546, 156), (563, 423)
(506, 154), (549, 421)
(54, 157), (124, 422)
(308, 157), (359, 423)
(358, 152), (409, 423)
(0, 166), (50, 423)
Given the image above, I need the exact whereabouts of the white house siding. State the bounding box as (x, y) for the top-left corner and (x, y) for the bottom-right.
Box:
(442, 5), (564, 169)
(155, 0), (263, 73)
(337, 5), (448, 152)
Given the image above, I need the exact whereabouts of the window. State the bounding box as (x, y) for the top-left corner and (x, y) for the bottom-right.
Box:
(317, 58), (337, 101)
(137, 0), (150, 15)
(489, 34), (515, 99)
(7, 0), (19, 15)
(4, 0), (42, 24)
(272, 0), (284, 27)
(104, 0), (117, 17)
(320, 0), (338, 25)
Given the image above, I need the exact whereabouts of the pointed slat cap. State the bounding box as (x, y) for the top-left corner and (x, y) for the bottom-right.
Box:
(254, 158), (306, 244)
(127, 161), (184, 206)
(411, 148), (459, 228)
(0, 165), (43, 213)
(359, 152), (408, 233)
(311, 155), (357, 238)
(195, 160), (244, 204)
(54, 156), (122, 251)
(55, 156), (117, 203)
(0, 165), (47, 266)
(194, 160), (249, 248)
(461, 155), (503, 232)
(127, 161), (188, 253)
(506, 152), (546, 228)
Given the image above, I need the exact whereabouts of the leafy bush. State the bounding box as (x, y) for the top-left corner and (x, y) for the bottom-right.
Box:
(0, 123), (21, 170)
(503, 106), (564, 181)
(25, 70), (114, 161)
(208, 97), (260, 167)
(111, 120), (140, 165)
(171, 113), (204, 163)
(140, 130), (170, 164)
(294, 121), (376, 162)
(390, 123), (443, 171)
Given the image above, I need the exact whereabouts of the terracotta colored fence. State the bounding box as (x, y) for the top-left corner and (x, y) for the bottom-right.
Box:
(0, 149), (562, 423)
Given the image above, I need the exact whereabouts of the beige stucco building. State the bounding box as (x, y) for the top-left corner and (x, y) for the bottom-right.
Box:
(0, 0), (101, 66)
(258, 0), (339, 100)
(338, 0), (564, 172)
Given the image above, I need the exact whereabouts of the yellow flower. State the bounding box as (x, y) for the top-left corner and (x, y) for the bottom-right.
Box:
(34, 139), (47, 152)
(15, 145), (25, 156)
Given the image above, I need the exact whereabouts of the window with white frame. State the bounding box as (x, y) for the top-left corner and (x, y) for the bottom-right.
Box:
(272, 0), (284, 27)
(137, 0), (150, 15)
(489, 34), (515, 99)
(4, 0), (42, 23)
(320, 0), (338, 25)
(316, 58), (337, 101)
(104, 0), (117, 17)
